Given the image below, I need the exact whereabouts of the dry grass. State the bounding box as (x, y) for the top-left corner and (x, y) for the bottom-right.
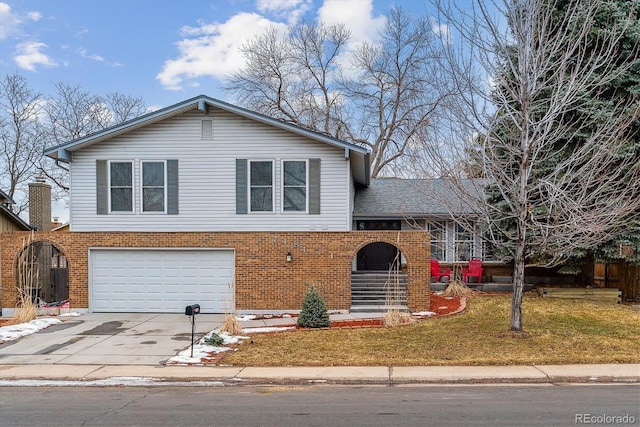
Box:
(222, 294), (640, 366)
(8, 291), (37, 326)
(442, 280), (475, 297)
(383, 309), (415, 327)
(9, 233), (39, 326)
(219, 313), (243, 335)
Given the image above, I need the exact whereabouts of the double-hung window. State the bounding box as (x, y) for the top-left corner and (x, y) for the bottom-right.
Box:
(454, 223), (475, 261)
(109, 161), (133, 212)
(428, 221), (447, 261)
(142, 161), (166, 213)
(249, 160), (273, 212)
(283, 160), (307, 212)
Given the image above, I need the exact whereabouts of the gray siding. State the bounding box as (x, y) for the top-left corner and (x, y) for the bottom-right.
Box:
(69, 109), (352, 232)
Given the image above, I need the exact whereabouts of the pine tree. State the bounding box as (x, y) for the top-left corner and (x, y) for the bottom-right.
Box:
(297, 286), (331, 328)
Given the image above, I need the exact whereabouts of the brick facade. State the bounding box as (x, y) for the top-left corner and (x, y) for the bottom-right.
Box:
(1, 231), (431, 313)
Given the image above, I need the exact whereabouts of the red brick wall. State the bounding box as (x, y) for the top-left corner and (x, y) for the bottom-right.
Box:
(1, 231), (430, 312)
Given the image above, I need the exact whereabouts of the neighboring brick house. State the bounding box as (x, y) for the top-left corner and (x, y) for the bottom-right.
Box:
(1, 95), (432, 315)
(1, 189), (32, 307)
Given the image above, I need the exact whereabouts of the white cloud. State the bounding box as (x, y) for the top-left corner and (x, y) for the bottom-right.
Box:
(317, 0), (385, 47)
(27, 11), (41, 21)
(256, 0), (312, 25)
(14, 41), (58, 71)
(430, 18), (451, 44)
(77, 47), (104, 62)
(0, 2), (21, 40)
(256, 0), (305, 12)
(157, 12), (286, 91)
(156, 0), (387, 91)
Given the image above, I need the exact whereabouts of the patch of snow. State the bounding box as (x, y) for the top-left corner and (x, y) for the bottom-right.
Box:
(412, 311), (436, 317)
(242, 326), (295, 334)
(167, 326), (295, 365)
(59, 312), (82, 317)
(236, 314), (257, 321)
(0, 317), (61, 344)
(166, 331), (251, 365)
(215, 331), (250, 344)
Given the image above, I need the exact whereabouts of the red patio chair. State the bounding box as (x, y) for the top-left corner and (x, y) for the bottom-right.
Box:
(430, 259), (451, 283)
(463, 258), (483, 283)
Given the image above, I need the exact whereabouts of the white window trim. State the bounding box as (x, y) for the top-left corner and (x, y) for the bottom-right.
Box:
(428, 220), (448, 261)
(108, 160), (134, 214)
(281, 159), (309, 214)
(248, 159), (275, 213)
(453, 222), (476, 262)
(141, 160), (168, 214)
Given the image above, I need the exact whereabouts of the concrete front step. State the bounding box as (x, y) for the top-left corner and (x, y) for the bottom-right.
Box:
(351, 272), (408, 310)
(349, 304), (409, 313)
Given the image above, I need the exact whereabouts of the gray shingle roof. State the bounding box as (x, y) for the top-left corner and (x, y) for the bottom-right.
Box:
(0, 188), (15, 205)
(0, 203), (32, 230)
(353, 178), (485, 218)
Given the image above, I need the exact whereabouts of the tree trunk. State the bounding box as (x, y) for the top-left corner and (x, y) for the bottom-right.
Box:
(510, 255), (525, 331)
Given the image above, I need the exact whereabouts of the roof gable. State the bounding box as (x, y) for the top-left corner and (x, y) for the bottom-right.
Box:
(43, 95), (371, 185)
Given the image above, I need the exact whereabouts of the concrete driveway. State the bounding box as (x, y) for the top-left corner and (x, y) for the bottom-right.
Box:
(0, 313), (227, 366)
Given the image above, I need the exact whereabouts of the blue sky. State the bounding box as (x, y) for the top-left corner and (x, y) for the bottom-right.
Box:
(1, 0), (441, 110)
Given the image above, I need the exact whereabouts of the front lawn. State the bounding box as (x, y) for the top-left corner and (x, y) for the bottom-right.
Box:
(222, 294), (640, 366)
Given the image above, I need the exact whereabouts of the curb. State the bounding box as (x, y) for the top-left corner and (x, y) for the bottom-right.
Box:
(0, 364), (637, 386)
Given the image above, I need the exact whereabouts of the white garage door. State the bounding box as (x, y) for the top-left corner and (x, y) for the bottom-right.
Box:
(90, 249), (235, 313)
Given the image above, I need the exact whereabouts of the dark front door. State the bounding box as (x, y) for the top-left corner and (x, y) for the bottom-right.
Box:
(357, 242), (399, 271)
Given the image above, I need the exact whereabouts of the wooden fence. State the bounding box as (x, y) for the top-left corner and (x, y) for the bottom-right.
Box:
(594, 261), (640, 302)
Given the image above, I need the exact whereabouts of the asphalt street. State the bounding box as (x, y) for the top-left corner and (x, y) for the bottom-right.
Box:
(0, 384), (638, 427)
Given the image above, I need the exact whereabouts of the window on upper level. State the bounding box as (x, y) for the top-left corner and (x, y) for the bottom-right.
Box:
(141, 161), (166, 213)
(283, 160), (307, 212)
(249, 160), (274, 212)
(98, 159), (178, 215)
(109, 161), (133, 212)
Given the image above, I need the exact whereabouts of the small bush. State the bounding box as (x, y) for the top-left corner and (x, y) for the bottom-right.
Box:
(219, 314), (242, 335)
(297, 286), (331, 328)
(204, 333), (225, 346)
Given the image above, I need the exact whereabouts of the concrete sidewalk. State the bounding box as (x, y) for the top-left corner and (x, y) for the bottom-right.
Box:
(0, 363), (638, 385)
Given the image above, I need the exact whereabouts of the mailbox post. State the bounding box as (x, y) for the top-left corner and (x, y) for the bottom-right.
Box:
(185, 304), (200, 357)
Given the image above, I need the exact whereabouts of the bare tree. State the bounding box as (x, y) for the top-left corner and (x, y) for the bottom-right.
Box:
(105, 92), (147, 124)
(0, 74), (46, 214)
(225, 7), (453, 177)
(429, 0), (640, 331)
(0, 74), (147, 216)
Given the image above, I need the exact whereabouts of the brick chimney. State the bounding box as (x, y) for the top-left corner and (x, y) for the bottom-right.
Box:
(29, 176), (52, 231)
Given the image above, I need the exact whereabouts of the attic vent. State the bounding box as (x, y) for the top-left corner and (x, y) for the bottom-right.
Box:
(201, 119), (213, 140)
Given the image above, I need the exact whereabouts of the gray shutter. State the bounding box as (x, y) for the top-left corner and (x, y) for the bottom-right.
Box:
(96, 160), (108, 215)
(309, 158), (321, 215)
(236, 159), (248, 214)
(167, 159), (179, 215)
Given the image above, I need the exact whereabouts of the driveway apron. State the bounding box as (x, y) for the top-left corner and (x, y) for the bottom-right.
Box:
(0, 313), (226, 366)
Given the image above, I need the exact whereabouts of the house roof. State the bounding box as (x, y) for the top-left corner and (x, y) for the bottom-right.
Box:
(0, 203), (32, 231)
(0, 188), (15, 205)
(43, 95), (371, 186)
(353, 178), (486, 219)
